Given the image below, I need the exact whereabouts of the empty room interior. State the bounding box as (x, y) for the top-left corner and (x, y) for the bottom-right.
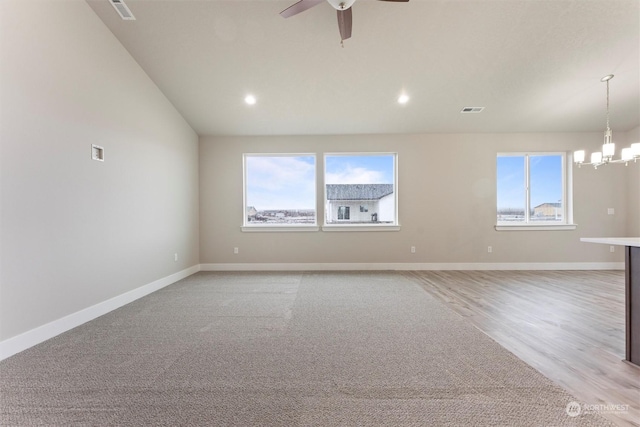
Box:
(1, 0), (640, 425)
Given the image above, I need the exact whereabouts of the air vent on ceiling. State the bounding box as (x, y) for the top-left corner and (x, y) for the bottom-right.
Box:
(461, 107), (484, 113)
(110, 0), (135, 20)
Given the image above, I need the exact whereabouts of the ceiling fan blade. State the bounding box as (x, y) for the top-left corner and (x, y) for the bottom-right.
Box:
(280, 0), (324, 18)
(337, 7), (352, 41)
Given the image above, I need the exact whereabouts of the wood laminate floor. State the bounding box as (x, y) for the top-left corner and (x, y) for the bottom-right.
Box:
(404, 270), (640, 427)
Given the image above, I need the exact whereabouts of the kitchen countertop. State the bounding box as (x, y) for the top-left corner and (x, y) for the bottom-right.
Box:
(580, 237), (640, 247)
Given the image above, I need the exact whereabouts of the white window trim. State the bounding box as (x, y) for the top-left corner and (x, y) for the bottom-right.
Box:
(495, 224), (577, 231)
(242, 153), (318, 229)
(496, 151), (575, 230)
(323, 152), (400, 231)
(241, 225), (320, 232)
(322, 224), (401, 232)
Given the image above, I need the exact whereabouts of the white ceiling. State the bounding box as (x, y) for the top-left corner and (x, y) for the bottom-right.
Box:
(86, 0), (640, 137)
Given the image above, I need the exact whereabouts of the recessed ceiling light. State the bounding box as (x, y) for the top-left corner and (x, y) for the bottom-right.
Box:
(398, 94), (409, 104)
(244, 94), (256, 105)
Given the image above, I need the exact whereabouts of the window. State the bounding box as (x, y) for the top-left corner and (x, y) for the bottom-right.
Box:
(338, 206), (350, 220)
(243, 154), (316, 229)
(324, 153), (398, 229)
(496, 152), (573, 229)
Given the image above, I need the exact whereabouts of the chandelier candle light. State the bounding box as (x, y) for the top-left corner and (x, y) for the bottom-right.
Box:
(574, 74), (640, 168)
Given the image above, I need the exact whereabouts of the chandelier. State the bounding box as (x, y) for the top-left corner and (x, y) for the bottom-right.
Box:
(574, 74), (640, 168)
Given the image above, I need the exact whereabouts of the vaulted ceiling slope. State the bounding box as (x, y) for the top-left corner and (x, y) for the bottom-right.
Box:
(87, 0), (639, 136)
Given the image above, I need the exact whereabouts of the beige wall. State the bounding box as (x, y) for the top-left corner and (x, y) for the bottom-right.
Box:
(626, 125), (640, 236)
(200, 132), (632, 265)
(0, 0), (199, 341)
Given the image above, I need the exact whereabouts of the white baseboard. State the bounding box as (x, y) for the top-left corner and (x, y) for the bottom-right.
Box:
(200, 262), (624, 271)
(0, 265), (200, 361)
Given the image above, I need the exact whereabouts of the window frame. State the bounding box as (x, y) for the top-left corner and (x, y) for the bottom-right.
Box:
(322, 152), (400, 232)
(241, 153), (319, 232)
(495, 151), (575, 231)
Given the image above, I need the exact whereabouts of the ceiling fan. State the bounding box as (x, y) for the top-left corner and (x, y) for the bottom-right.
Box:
(280, 0), (409, 44)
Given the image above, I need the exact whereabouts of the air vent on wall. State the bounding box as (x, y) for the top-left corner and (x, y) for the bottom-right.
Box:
(461, 107), (484, 113)
(110, 0), (135, 20)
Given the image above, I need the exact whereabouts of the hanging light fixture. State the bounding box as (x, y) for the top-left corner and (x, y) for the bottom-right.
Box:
(574, 74), (640, 168)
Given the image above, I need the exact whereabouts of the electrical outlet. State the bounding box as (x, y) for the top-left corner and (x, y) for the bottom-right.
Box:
(91, 144), (104, 161)
(410, 246), (416, 253)
(234, 247), (239, 254)
(608, 208), (615, 215)
(487, 246), (492, 253)
(174, 253), (178, 261)
(610, 246), (615, 253)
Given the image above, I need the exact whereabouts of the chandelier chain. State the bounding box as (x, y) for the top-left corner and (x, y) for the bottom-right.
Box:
(605, 78), (610, 131)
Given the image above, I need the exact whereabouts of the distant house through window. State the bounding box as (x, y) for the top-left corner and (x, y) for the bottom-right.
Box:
(243, 152), (399, 231)
(324, 153), (397, 226)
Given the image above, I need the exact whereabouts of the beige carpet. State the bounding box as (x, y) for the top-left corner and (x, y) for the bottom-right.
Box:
(0, 271), (614, 426)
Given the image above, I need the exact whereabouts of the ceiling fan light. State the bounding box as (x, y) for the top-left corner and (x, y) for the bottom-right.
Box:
(602, 142), (615, 158)
(621, 147), (633, 162)
(631, 143), (640, 157)
(327, 0), (356, 10)
(573, 150), (585, 164)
